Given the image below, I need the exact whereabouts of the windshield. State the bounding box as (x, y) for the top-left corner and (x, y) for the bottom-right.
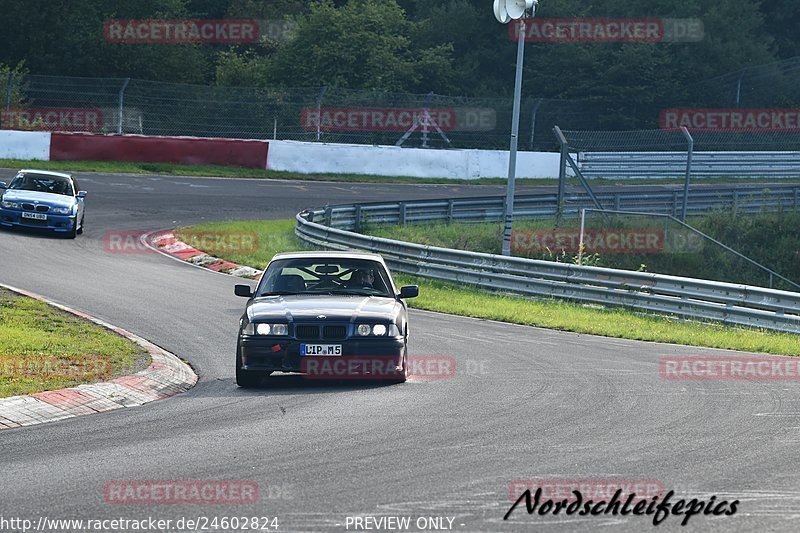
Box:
(9, 174), (74, 196)
(257, 258), (394, 298)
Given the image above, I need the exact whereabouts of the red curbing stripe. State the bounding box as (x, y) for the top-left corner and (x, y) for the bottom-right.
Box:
(144, 230), (264, 280)
(206, 260), (241, 272)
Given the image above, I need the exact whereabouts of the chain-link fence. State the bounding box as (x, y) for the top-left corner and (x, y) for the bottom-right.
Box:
(2, 60), (800, 150)
(560, 128), (800, 152)
(0, 74), (526, 149)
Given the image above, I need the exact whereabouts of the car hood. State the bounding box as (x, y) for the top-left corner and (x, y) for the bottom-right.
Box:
(247, 295), (402, 322)
(1, 190), (75, 208)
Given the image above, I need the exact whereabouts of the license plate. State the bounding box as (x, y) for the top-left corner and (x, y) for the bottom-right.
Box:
(301, 344), (342, 356)
(21, 212), (47, 220)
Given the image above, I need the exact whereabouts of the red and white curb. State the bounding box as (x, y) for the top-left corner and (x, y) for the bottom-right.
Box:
(0, 283), (197, 430)
(146, 231), (263, 279)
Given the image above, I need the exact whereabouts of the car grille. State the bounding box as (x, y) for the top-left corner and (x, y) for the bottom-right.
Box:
(20, 204), (49, 212)
(295, 325), (320, 340)
(294, 324), (349, 340)
(22, 218), (48, 226)
(323, 326), (347, 340)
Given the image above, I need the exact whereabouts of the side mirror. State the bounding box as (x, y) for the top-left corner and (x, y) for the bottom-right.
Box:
(0, 182), (7, 189)
(234, 284), (254, 298)
(398, 285), (419, 299)
(76, 191), (87, 199)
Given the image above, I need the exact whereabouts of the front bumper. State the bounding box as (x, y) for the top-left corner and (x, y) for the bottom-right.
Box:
(0, 208), (76, 232)
(239, 336), (405, 378)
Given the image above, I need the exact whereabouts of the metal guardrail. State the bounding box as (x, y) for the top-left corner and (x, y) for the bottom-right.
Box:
(311, 185), (800, 229)
(579, 151), (800, 180)
(295, 187), (800, 334)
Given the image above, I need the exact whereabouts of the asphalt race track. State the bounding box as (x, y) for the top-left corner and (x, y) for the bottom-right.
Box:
(2, 170), (800, 532)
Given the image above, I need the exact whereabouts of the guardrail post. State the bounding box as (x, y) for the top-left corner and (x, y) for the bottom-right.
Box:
(3, 71), (12, 128)
(324, 206), (332, 227)
(680, 127), (694, 222)
(117, 78), (130, 134)
(554, 126), (568, 219)
(733, 191), (739, 215)
(614, 194), (621, 211)
(447, 199), (455, 223)
(354, 205), (362, 232)
(672, 191), (679, 217)
(794, 188), (799, 210)
(399, 202), (407, 225)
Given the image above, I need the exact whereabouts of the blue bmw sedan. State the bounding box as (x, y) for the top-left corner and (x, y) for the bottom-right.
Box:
(0, 170), (87, 238)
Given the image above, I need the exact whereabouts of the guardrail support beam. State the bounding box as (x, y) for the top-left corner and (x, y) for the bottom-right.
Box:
(354, 205), (362, 232)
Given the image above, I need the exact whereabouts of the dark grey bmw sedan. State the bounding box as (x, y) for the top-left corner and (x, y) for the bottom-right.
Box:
(234, 251), (419, 387)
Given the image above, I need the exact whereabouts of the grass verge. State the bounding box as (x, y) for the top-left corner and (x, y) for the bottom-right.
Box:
(0, 288), (147, 398)
(174, 220), (800, 357)
(3, 158), (800, 186)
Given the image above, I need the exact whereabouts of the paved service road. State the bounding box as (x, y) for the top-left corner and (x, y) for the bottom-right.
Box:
(1, 171), (799, 532)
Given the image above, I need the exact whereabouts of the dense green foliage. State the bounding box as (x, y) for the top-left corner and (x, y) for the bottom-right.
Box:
(0, 0), (797, 102)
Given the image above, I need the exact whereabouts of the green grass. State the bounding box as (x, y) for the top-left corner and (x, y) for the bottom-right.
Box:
(176, 219), (299, 269)
(3, 158), (800, 186)
(174, 219), (800, 356)
(0, 288), (146, 397)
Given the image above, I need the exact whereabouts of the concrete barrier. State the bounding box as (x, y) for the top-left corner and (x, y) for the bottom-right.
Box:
(49, 133), (269, 168)
(267, 140), (560, 179)
(0, 131), (51, 160)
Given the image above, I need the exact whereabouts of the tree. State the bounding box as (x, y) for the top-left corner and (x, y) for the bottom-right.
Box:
(0, 0), (213, 82)
(263, 0), (454, 92)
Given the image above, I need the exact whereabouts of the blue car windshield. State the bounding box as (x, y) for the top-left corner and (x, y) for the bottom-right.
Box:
(9, 174), (74, 196)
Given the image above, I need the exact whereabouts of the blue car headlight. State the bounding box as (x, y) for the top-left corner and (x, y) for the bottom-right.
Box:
(49, 206), (72, 215)
(1, 200), (19, 209)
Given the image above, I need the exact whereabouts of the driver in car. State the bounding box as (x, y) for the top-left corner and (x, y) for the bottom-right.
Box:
(348, 269), (375, 289)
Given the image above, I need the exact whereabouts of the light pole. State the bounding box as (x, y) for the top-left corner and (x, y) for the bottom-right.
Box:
(494, 0), (539, 256)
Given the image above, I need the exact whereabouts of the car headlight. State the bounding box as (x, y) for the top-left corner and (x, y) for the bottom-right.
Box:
(243, 322), (288, 336)
(49, 206), (72, 215)
(356, 324), (399, 336)
(1, 200), (19, 209)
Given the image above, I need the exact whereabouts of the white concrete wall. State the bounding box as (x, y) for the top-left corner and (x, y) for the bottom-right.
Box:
(0, 131), (51, 160)
(267, 140), (561, 179)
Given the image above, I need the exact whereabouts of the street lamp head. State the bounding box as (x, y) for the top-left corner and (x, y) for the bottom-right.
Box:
(504, 0), (538, 20)
(493, 0), (511, 23)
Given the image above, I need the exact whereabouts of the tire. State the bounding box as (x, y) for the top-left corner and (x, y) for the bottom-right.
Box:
(385, 347), (408, 384)
(76, 215), (84, 235)
(65, 222), (78, 239)
(235, 346), (270, 387)
(236, 366), (262, 388)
